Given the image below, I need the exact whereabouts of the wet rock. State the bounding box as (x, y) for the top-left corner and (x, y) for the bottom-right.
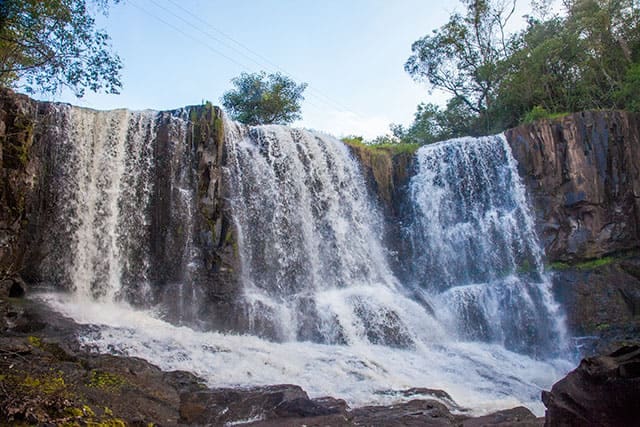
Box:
(551, 256), (640, 356)
(350, 399), (459, 426)
(505, 111), (640, 263)
(542, 345), (640, 426)
(179, 384), (316, 425)
(462, 406), (542, 426)
(0, 276), (25, 298)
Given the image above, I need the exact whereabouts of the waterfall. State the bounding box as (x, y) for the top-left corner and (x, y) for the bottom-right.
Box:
(32, 111), (572, 416)
(37, 106), (203, 321)
(224, 123), (441, 345)
(408, 134), (566, 356)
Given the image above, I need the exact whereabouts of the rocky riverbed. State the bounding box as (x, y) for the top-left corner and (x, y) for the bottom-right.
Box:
(0, 292), (548, 426)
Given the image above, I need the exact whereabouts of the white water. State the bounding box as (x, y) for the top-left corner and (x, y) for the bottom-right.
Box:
(224, 124), (432, 346)
(57, 107), (157, 301)
(408, 135), (567, 356)
(34, 112), (573, 416)
(38, 292), (572, 416)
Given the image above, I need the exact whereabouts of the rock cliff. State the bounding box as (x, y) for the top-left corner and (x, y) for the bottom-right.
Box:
(345, 143), (416, 279)
(505, 111), (640, 262)
(504, 112), (640, 355)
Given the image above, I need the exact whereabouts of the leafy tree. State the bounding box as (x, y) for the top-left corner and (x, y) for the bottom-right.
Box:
(405, 0), (517, 133)
(404, 0), (640, 135)
(221, 71), (307, 125)
(0, 0), (122, 97)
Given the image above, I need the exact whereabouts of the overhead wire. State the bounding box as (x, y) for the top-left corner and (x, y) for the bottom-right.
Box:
(163, 0), (361, 116)
(130, 1), (329, 113)
(136, 0), (363, 118)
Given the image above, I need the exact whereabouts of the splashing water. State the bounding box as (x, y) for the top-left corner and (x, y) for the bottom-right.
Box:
(32, 111), (571, 416)
(407, 135), (567, 356)
(224, 123), (441, 347)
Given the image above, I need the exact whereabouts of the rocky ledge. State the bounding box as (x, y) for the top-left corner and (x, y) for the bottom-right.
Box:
(0, 294), (546, 426)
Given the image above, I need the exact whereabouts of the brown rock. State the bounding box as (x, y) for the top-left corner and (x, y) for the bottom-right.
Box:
(462, 407), (542, 427)
(505, 111), (640, 263)
(542, 345), (640, 426)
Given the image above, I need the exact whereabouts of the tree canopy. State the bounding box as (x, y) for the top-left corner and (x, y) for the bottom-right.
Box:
(395, 0), (640, 145)
(0, 0), (122, 97)
(221, 71), (308, 125)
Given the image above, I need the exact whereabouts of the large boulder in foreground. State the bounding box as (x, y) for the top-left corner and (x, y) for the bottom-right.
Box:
(543, 345), (640, 426)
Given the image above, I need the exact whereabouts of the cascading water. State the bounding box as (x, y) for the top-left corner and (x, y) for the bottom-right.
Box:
(224, 123), (440, 346)
(37, 106), (204, 321)
(407, 135), (566, 356)
(34, 111), (572, 416)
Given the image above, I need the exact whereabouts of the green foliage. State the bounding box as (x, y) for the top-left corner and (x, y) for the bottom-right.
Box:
(341, 136), (419, 155)
(0, 0), (122, 97)
(616, 62), (640, 112)
(221, 71), (307, 125)
(405, 0), (640, 136)
(405, 0), (518, 134)
(522, 106), (569, 123)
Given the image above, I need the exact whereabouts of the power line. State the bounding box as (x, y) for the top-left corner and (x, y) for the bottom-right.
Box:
(163, 0), (359, 115)
(142, 0), (364, 118)
(129, 2), (329, 113)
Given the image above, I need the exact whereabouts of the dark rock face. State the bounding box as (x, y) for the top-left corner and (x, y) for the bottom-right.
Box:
(346, 144), (416, 279)
(504, 111), (640, 262)
(543, 345), (640, 426)
(0, 89), (41, 284)
(553, 256), (640, 356)
(505, 112), (640, 356)
(149, 105), (240, 327)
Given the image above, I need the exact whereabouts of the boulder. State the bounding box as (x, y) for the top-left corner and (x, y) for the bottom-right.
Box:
(542, 345), (640, 426)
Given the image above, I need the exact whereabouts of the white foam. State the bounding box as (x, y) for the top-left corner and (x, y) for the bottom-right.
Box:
(38, 292), (573, 416)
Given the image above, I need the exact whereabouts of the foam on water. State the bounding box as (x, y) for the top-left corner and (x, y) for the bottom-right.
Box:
(33, 110), (573, 416)
(38, 292), (572, 416)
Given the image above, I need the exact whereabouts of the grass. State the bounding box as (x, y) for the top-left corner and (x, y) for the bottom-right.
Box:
(342, 137), (420, 156)
(522, 106), (570, 124)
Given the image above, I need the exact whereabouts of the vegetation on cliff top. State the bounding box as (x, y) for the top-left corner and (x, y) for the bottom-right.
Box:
(391, 0), (640, 145)
(341, 135), (419, 156)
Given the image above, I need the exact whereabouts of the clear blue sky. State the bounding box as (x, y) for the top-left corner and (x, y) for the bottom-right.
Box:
(42, 1), (533, 138)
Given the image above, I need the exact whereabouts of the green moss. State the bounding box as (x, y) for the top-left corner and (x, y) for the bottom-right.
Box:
(522, 106), (570, 123)
(516, 259), (534, 274)
(65, 407), (84, 418)
(88, 370), (127, 391)
(549, 261), (570, 271)
(596, 322), (611, 331)
(576, 256), (615, 269)
(21, 371), (67, 394)
(28, 335), (42, 347)
(549, 256), (615, 271)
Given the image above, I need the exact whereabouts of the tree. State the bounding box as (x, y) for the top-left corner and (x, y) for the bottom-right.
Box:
(0, 0), (122, 97)
(405, 0), (517, 133)
(221, 71), (307, 125)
